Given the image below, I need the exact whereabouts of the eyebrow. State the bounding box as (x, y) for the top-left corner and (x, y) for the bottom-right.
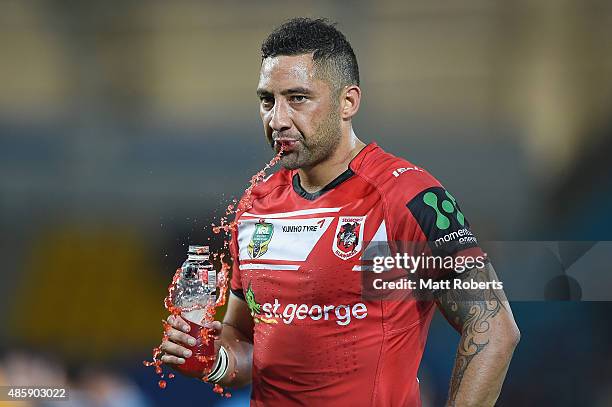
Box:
(256, 89), (272, 98)
(256, 87), (313, 97)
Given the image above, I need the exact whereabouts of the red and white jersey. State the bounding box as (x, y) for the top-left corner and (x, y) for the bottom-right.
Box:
(230, 142), (483, 406)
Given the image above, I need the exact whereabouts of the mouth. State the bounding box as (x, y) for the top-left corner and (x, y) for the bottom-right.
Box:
(273, 138), (300, 154)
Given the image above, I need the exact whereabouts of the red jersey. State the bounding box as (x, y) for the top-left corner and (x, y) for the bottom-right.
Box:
(230, 143), (482, 406)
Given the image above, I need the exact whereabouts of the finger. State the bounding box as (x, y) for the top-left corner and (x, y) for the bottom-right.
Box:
(167, 315), (191, 333)
(160, 340), (193, 359)
(203, 321), (223, 337)
(160, 354), (186, 365)
(167, 327), (197, 347)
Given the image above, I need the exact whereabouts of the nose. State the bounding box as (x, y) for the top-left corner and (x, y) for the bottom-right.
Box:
(269, 99), (291, 133)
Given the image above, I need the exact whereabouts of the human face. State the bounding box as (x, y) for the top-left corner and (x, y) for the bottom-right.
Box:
(257, 54), (342, 170)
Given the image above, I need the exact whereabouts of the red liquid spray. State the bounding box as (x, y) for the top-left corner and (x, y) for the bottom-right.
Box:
(144, 149), (284, 396)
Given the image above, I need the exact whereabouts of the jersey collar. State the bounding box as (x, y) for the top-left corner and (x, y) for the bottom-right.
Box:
(292, 168), (354, 201)
(291, 142), (378, 201)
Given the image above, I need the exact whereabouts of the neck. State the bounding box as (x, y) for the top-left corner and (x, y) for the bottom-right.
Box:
(297, 128), (366, 193)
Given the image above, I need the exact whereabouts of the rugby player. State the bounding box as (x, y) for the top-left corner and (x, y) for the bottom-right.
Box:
(161, 18), (520, 406)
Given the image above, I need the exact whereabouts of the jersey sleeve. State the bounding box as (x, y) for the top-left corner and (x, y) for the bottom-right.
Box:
(229, 221), (245, 300)
(389, 182), (486, 280)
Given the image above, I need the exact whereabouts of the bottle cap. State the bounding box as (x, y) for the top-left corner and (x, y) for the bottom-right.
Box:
(188, 245), (208, 253)
(187, 245), (209, 261)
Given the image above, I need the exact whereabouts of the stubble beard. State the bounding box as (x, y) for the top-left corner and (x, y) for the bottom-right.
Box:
(279, 109), (342, 171)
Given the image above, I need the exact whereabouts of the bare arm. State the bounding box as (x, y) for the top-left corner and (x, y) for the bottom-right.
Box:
(216, 292), (254, 388)
(436, 262), (520, 407)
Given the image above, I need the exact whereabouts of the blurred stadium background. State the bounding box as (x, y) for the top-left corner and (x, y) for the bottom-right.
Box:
(1, 1), (611, 406)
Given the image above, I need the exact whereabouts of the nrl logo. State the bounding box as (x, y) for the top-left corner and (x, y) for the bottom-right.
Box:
(333, 216), (366, 260)
(248, 220), (274, 258)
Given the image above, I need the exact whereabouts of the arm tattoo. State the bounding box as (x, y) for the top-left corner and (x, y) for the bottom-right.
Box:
(436, 263), (507, 405)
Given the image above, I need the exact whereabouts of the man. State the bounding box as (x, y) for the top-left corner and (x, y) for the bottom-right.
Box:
(161, 18), (520, 406)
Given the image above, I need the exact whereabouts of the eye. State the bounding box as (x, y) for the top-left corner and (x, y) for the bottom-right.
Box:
(290, 95), (307, 103)
(260, 96), (274, 109)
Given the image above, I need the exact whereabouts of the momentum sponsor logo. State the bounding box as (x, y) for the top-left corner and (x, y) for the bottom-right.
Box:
(422, 189), (465, 230)
(434, 228), (478, 248)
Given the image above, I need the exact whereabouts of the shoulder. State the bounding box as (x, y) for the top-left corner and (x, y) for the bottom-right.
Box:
(234, 168), (292, 216)
(252, 167), (292, 197)
(355, 144), (479, 250)
(352, 143), (443, 208)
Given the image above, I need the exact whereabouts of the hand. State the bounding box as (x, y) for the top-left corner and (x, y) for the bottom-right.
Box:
(160, 315), (223, 369)
(160, 315), (195, 366)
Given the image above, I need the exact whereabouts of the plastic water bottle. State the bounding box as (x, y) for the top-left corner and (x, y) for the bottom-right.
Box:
(172, 245), (217, 377)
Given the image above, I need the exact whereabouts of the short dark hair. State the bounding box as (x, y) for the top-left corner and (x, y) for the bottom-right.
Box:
(261, 18), (360, 92)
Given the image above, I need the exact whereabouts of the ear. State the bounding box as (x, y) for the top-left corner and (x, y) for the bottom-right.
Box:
(340, 85), (361, 120)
